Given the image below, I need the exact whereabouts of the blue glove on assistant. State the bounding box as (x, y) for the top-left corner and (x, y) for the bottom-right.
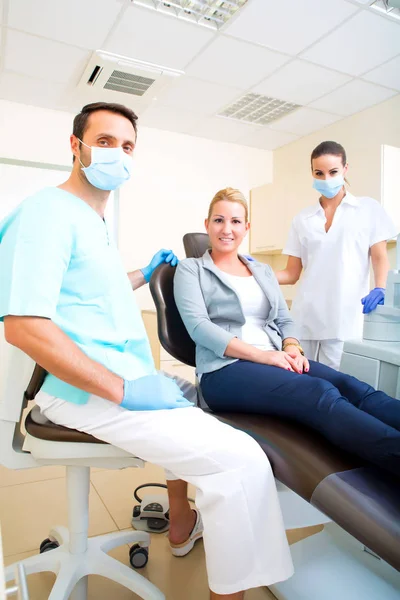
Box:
(361, 287), (385, 314)
(141, 249), (179, 282)
(244, 255), (255, 261)
(120, 374), (193, 411)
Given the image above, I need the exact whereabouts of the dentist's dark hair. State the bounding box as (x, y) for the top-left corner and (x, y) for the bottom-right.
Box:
(311, 141), (347, 166)
(72, 102), (138, 162)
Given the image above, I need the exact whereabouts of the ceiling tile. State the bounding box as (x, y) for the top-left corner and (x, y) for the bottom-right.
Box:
(187, 116), (259, 144)
(186, 35), (289, 90)
(309, 79), (397, 116)
(301, 11), (400, 76)
(269, 107), (342, 136)
(0, 72), (69, 110)
(253, 59), (352, 105)
(138, 103), (201, 133)
(7, 0), (123, 50)
(161, 77), (241, 114)
(238, 127), (298, 150)
(362, 55), (400, 91)
(5, 30), (91, 84)
(104, 5), (214, 71)
(224, 0), (358, 56)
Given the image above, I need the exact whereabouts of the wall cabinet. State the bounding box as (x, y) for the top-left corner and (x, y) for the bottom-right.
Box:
(249, 183), (290, 255)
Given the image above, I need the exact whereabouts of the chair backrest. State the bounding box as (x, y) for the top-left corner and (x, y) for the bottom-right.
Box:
(183, 232), (210, 259)
(0, 342), (40, 469)
(149, 264), (195, 367)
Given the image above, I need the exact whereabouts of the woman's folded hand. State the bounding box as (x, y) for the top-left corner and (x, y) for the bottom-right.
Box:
(260, 349), (309, 374)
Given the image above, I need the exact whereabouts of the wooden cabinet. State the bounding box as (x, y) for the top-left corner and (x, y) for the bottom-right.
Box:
(142, 310), (196, 384)
(249, 183), (290, 255)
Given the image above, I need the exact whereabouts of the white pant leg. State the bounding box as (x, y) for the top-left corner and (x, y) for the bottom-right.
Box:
(319, 340), (344, 370)
(300, 340), (319, 361)
(159, 371), (198, 480)
(35, 392), (293, 595)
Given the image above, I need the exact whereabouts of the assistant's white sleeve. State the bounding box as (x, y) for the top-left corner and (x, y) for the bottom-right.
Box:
(282, 219), (302, 258)
(369, 201), (398, 247)
(0, 194), (73, 321)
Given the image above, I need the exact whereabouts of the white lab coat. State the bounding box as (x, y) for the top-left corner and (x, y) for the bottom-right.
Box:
(283, 192), (397, 342)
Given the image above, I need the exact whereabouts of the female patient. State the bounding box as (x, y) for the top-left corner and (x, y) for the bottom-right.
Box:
(174, 188), (400, 476)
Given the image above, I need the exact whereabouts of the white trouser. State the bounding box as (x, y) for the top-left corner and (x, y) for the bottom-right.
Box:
(35, 386), (293, 594)
(301, 339), (344, 371)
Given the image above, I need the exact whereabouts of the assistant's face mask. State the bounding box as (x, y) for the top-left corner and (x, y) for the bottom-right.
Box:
(78, 140), (133, 191)
(312, 174), (345, 199)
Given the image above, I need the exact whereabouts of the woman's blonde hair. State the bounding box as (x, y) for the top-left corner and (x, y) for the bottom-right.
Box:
(207, 188), (249, 222)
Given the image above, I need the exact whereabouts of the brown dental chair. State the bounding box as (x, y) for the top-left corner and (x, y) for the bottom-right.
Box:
(148, 233), (400, 600)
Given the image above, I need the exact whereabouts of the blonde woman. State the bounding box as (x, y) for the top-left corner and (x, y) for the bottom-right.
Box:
(174, 188), (400, 478)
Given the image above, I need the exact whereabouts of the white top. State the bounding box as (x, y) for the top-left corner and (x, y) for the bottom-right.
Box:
(221, 271), (275, 351)
(283, 192), (397, 341)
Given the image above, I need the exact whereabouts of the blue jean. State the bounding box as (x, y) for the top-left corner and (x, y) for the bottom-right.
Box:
(201, 360), (400, 476)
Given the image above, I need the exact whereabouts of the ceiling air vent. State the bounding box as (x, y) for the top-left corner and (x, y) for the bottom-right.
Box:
(103, 70), (155, 96)
(217, 93), (301, 126)
(77, 51), (184, 105)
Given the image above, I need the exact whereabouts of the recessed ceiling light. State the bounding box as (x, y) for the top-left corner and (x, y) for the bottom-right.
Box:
(217, 93), (301, 126)
(131, 0), (249, 30)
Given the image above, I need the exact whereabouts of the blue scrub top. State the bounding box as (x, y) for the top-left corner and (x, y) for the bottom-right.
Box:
(0, 187), (156, 404)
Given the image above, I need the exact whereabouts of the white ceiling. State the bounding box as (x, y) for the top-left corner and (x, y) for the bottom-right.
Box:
(0, 0), (399, 151)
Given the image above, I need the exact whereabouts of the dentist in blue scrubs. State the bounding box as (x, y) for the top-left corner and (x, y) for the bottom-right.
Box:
(0, 102), (293, 599)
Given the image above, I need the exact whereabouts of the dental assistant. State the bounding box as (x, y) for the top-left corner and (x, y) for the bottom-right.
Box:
(276, 141), (397, 370)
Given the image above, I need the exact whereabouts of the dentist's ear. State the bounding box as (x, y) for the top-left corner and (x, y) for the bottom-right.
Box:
(204, 218), (209, 232)
(70, 134), (81, 161)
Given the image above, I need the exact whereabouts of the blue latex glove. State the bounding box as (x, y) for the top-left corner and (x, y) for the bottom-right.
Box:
(141, 249), (179, 282)
(361, 287), (385, 314)
(121, 374), (193, 411)
(244, 255), (255, 261)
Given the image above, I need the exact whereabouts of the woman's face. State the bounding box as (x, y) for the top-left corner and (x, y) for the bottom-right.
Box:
(311, 154), (348, 180)
(205, 200), (249, 253)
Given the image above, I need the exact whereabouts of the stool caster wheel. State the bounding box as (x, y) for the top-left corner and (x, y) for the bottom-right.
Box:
(40, 538), (59, 553)
(129, 544), (149, 569)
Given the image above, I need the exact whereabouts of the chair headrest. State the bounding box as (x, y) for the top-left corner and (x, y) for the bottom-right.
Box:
(183, 233), (210, 259)
(149, 264), (195, 367)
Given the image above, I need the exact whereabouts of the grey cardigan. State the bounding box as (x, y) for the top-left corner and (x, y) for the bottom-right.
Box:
(174, 250), (300, 374)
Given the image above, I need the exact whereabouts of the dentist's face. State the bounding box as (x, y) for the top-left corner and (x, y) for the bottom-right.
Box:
(205, 201), (249, 253)
(311, 153), (347, 180)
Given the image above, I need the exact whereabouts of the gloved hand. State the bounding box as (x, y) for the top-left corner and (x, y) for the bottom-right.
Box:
(244, 255), (255, 261)
(121, 374), (193, 411)
(361, 287), (385, 314)
(141, 249), (178, 283)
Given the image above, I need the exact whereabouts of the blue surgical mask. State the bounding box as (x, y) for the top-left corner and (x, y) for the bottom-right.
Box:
(312, 174), (344, 199)
(79, 140), (133, 191)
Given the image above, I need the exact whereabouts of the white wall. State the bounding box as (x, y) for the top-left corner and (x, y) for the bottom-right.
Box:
(0, 99), (272, 308)
(119, 128), (272, 307)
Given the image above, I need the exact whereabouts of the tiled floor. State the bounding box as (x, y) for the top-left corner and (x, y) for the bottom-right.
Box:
(0, 462), (321, 599)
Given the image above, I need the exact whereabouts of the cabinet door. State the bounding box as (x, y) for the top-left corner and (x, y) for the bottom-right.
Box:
(249, 183), (289, 254)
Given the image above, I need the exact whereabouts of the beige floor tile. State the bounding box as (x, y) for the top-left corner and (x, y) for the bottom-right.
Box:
(287, 524), (323, 546)
(0, 478), (117, 557)
(91, 463), (170, 530)
(0, 464), (65, 488)
(4, 531), (276, 599)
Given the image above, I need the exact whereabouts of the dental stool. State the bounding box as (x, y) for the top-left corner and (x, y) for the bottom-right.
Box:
(149, 236), (400, 600)
(0, 347), (165, 600)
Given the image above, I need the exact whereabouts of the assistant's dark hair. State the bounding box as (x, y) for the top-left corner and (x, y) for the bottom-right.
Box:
(311, 141), (346, 166)
(72, 102), (138, 162)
